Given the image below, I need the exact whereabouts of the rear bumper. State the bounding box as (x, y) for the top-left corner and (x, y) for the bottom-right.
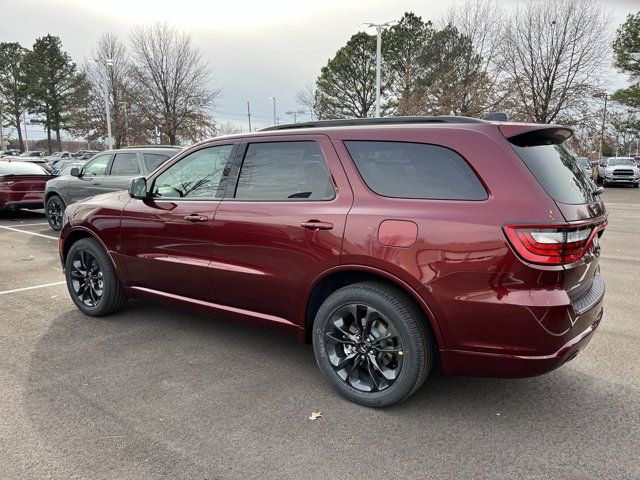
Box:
(440, 296), (603, 377)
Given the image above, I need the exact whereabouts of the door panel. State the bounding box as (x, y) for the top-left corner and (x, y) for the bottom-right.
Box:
(102, 152), (141, 194)
(211, 135), (353, 324)
(67, 153), (111, 203)
(120, 143), (237, 301)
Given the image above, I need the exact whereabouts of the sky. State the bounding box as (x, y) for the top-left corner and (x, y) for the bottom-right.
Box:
(0, 0), (638, 142)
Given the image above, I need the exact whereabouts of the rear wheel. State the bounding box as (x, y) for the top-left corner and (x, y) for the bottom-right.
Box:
(65, 238), (127, 316)
(312, 281), (434, 407)
(46, 194), (65, 231)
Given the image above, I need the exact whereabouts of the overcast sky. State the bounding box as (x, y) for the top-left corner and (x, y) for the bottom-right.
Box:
(0, 0), (637, 141)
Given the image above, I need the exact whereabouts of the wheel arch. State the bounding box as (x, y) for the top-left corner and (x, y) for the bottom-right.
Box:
(302, 265), (446, 350)
(61, 226), (126, 285)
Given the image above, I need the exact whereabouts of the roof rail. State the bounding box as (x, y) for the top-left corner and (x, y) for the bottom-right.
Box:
(482, 112), (508, 121)
(122, 145), (183, 149)
(260, 115), (485, 132)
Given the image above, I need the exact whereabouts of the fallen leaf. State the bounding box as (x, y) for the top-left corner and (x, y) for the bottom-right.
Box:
(309, 411), (323, 420)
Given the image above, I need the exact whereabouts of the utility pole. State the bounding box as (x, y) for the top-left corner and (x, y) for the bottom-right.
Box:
(90, 58), (113, 150)
(364, 21), (395, 117)
(119, 101), (128, 147)
(598, 91), (608, 161)
(23, 111), (29, 151)
(269, 96), (277, 125)
(247, 101), (252, 133)
(285, 110), (305, 123)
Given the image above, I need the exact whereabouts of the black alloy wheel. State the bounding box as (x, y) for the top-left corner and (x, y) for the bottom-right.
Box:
(46, 195), (65, 231)
(324, 303), (404, 392)
(69, 249), (104, 307)
(313, 281), (434, 408)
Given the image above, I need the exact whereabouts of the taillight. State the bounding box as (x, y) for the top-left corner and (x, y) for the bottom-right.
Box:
(503, 222), (605, 265)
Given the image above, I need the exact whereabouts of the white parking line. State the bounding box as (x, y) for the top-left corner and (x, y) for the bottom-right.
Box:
(14, 222), (51, 227)
(0, 281), (66, 295)
(0, 225), (58, 240)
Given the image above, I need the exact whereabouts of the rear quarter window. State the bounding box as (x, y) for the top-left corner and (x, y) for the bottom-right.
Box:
(343, 141), (487, 200)
(512, 144), (597, 205)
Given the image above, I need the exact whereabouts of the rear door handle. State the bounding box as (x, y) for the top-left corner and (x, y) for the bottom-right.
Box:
(184, 214), (209, 222)
(300, 220), (333, 231)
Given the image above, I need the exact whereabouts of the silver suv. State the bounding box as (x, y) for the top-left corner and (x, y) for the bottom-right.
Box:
(596, 157), (640, 187)
(45, 146), (182, 230)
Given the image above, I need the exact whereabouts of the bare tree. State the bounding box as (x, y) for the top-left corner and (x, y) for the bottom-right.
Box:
(442, 0), (507, 115)
(129, 23), (221, 145)
(214, 121), (241, 136)
(72, 34), (135, 147)
(502, 0), (610, 124)
(296, 83), (318, 120)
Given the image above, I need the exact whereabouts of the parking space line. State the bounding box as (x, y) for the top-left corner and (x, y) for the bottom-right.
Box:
(0, 281), (66, 295)
(0, 225), (58, 240)
(12, 222), (51, 227)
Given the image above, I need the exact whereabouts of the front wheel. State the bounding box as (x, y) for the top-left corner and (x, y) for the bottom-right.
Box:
(312, 281), (434, 407)
(46, 194), (65, 231)
(65, 238), (127, 316)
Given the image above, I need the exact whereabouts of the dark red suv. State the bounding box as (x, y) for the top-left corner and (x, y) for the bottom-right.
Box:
(59, 117), (606, 407)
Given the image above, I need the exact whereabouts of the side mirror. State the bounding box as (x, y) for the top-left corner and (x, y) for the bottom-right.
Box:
(70, 167), (80, 177)
(128, 176), (148, 199)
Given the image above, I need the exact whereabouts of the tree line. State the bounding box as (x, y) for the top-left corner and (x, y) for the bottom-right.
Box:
(0, 23), (219, 153)
(301, 0), (640, 157)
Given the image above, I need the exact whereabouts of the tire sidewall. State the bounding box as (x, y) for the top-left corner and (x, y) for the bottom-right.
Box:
(65, 238), (117, 316)
(46, 195), (65, 231)
(312, 285), (426, 407)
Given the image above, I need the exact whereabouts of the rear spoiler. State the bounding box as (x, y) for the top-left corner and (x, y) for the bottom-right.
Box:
(498, 124), (573, 147)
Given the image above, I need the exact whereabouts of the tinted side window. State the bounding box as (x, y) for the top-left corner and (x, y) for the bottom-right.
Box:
(109, 152), (140, 176)
(344, 141), (487, 200)
(83, 154), (111, 176)
(143, 153), (170, 173)
(152, 145), (234, 199)
(234, 141), (334, 200)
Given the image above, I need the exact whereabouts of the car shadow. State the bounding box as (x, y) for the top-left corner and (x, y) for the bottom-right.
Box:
(21, 299), (640, 478)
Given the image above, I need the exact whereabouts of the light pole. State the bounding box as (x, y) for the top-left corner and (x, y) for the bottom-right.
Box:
(269, 96), (277, 126)
(285, 110), (305, 123)
(119, 101), (128, 147)
(90, 58), (113, 150)
(23, 111), (29, 151)
(364, 21), (395, 117)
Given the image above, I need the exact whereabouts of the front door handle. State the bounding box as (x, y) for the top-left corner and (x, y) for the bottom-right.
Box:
(300, 220), (333, 231)
(184, 214), (209, 222)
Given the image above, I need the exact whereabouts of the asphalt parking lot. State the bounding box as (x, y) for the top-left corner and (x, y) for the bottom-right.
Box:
(1, 189), (639, 480)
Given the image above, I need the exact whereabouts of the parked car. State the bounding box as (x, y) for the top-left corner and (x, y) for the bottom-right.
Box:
(18, 150), (44, 158)
(49, 158), (87, 175)
(72, 150), (99, 159)
(56, 162), (84, 176)
(57, 116), (607, 407)
(44, 151), (72, 163)
(576, 156), (594, 179)
(0, 160), (54, 211)
(0, 149), (21, 158)
(596, 156), (640, 187)
(45, 146), (181, 230)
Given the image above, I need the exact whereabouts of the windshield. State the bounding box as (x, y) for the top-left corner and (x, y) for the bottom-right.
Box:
(609, 158), (636, 166)
(19, 151), (34, 157)
(512, 143), (597, 205)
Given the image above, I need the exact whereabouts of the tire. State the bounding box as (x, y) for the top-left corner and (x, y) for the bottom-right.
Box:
(65, 238), (127, 316)
(46, 194), (65, 231)
(634, 183), (639, 189)
(312, 281), (434, 407)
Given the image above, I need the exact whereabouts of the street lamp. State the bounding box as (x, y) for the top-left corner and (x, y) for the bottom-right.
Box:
(594, 89), (608, 161)
(364, 21), (395, 118)
(119, 101), (128, 147)
(269, 96), (277, 126)
(285, 110), (305, 123)
(89, 57), (114, 150)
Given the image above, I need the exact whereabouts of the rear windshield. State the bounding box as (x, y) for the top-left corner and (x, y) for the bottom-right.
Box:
(0, 162), (47, 175)
(608, 158), (636, 166)
(512, 144), (597, 205)
(344, 141), (487, 200)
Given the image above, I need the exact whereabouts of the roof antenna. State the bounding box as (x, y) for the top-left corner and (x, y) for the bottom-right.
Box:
(483, 112), (508, 121)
